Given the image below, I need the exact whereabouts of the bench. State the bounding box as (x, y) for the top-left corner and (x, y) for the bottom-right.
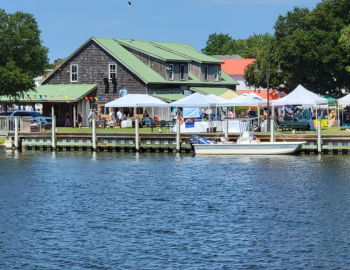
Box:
(149, 120), (174, 132)
(280, 121), (310, 133)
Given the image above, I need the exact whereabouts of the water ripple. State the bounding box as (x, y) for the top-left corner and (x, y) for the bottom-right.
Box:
(1, 148), (350, 269)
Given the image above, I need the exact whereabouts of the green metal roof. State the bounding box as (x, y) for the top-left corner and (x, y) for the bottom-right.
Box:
(151, 41), (223, 64)
(150, 94), (186, 102)
(115, 39), (190, 62)
(190, 87), (237, 96)
(42, 37), (238, 87)
(94, 37), (166, 84)
(0, 84), (97, 102)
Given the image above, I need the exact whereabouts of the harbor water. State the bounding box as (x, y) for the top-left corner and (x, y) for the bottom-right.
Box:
(1, 147), (350, 269)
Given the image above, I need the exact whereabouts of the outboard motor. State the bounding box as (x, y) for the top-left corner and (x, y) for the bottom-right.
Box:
(190, 135), (201, 145)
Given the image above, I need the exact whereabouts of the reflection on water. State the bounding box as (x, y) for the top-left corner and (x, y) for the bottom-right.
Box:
(1, 147), (350, 269)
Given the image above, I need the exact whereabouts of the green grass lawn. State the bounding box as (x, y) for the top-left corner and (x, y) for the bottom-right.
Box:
(51, 127), (172, 134)
(49, 126), (349, 135)
(0, 137), (5, 145)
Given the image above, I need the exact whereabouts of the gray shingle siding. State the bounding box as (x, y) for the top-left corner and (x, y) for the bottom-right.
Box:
(43, 41), (147, 102)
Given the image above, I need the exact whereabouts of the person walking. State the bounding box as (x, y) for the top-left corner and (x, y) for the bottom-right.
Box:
(77, 112), (83, 129)
(88, 109), (93, 128)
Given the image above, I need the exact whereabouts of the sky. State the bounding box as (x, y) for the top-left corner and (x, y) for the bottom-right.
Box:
(3, 0), (320, 62)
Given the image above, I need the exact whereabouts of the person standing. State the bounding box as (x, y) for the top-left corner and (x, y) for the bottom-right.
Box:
(88, 109), (93, 128)
(77, 112), (83, 129)
(117, 109), (123, 128)
(128, 108), (134, 119)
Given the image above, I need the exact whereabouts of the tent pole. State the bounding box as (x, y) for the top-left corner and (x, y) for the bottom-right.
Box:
(338, 104), (340, 131)
(327, 103), (329, 129)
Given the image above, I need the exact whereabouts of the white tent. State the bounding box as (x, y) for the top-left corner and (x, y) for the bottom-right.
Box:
(207, 94), (228, 103)
(169, 93), (220, 107)
(105, 94), (169, 107)
(337, 94), (350, 106)
(271, 85), (327, 105)
(221, 93), (266, 106)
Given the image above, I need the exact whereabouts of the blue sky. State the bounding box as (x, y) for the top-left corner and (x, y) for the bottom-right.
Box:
(4, 0), (319, 62)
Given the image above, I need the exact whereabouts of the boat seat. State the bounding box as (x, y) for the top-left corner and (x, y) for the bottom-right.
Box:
(220, 137), (234, 144)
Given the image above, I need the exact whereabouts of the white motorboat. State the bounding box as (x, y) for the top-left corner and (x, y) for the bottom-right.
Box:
(190, 118), (306, 155)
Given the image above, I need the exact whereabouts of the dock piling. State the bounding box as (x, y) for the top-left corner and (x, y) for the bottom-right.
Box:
(92, 112), (96, 151)
(52, 116), (56, 150)
(14, 116), (19, 149)
(317, 117), (322, 153)
(270, 117), (275, 142)
(135, 117), (139, 151)
(176, 116), (180, 152)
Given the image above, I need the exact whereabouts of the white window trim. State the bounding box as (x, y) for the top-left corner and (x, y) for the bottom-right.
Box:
(204, 65), (208, 81)
(214, 66), (219, 81)
(180, 64), (185, 80)
(70, 64), (78, 82)
(109, 64), (116, 81)
(169, 64), (174, 80)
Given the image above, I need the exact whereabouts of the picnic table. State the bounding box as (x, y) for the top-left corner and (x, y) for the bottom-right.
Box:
(280, 121), (310, 133)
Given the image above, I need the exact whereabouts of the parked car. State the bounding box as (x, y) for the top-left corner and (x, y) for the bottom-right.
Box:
(5, 111), (52, 129)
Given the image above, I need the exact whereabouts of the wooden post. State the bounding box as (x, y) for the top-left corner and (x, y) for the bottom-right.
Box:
(270, 116), (275, 142)
(176, 115), (180, 152)
(318, 116), (322, 154)
(51, 104), (54, 119)
(52, 116), (56, 150)
(92, 112), (97, 151)
(73, 104), (76, 128)
(135, 117), (139, 151)
(225, 119), (229, 141)
(14, 116), (19, 149)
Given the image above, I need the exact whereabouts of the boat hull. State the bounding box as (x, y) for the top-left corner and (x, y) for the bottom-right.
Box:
(193, 142), (306, 155)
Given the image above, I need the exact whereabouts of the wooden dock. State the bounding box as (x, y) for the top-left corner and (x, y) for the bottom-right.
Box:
(5, 131), (350, 154)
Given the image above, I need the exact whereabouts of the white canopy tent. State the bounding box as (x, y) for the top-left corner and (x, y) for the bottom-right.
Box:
(337, 94), (350, 106)
(271, 84), (328, 130)
(271, 85), (327, 106)
(221, 93), (266, 107)
(169, 93), (221, 107)
(220, 94), (266, 125)
(336, 94), (350, 131)
(105, 94), (169, 108)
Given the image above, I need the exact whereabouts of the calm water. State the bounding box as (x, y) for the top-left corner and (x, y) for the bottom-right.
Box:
(1, 147), (350, 269)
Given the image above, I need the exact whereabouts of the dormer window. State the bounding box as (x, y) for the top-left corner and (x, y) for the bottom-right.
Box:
(70, 64), (78, 82)
(180, 64), (185, 80)
(214, 66), (219, 81)
(168, 64), (174, 80)
(204, 65), (208, 81)
(109, 64), (116, 81)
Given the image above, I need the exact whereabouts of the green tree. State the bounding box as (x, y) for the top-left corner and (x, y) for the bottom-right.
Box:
(273, 1), (350, 94)
(339, 24), (350, 72)
(201, 33), (235, 55)
(201, 32), (274, 59)
(0, 9), (49, 99)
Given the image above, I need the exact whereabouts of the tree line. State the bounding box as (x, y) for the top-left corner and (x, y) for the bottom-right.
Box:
(202, 0), (350, 96)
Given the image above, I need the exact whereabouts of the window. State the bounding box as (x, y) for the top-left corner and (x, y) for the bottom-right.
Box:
(180, 64), (185, 80)
(109, 64), (116, 81)
(168, 64), (174, 80)
(214, 66), (219, 81)
(204, 65), (208, 81)
(71, 64), (78, 82)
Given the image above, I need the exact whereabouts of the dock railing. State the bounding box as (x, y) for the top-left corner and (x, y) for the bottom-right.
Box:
(0, 116), (24, 136)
